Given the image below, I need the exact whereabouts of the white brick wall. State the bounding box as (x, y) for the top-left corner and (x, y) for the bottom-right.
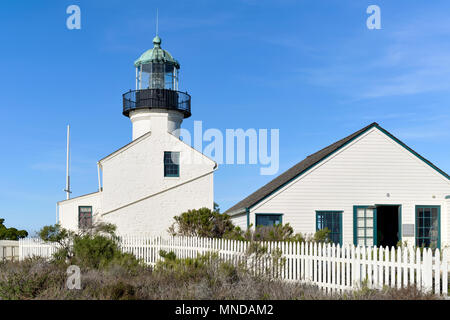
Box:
(58, 192), (101, 231)
(58, 129), (216, 236)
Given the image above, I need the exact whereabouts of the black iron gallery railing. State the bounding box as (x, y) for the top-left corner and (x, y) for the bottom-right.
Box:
(123, 88), (191, 118)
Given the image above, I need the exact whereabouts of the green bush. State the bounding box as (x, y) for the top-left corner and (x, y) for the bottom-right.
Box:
(0, 218), (28, 240)
(38, 222), (141, 272)
(72, 234), (121, 269)
(168, 207), (236, 238)
(313, 228), (331, 243)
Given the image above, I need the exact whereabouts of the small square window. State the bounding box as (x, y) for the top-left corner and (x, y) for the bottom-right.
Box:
(164, 152), (180, 177)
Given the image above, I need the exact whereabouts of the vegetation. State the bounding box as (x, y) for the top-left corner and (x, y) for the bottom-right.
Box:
(168, 207), (236, 238)
(0, 208), (440, 300)
(0, 253), (440, 300)
(0, 219), (28, 240)
(169, 206), (332, 243)
(38, 222), (141, 271)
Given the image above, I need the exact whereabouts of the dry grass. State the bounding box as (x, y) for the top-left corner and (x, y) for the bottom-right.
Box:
(0, 258), (442, 300)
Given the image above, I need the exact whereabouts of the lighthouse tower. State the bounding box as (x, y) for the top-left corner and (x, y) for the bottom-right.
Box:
(123, 35), (191, 140)
(58, 33), (216, 236)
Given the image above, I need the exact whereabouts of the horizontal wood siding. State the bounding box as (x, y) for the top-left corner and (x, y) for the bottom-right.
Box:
(250, 128), (450, 246)
(232, 212), (247, 230)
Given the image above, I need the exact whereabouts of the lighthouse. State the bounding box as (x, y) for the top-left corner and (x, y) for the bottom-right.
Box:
(123, 36), (191, 140)
(57, 33), (216, 236)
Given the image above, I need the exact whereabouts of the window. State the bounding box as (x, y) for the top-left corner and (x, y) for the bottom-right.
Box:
(255, 214), (282, 227)
(78, 206), (92, 229)
(316, 211), (342, 245)
(416, 206), (440, 249)
(164, 151), (180, 177)
(354, 206), (376, 246)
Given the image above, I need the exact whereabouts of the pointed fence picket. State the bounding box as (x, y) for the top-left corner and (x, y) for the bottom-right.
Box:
(18, 236), (449, 297)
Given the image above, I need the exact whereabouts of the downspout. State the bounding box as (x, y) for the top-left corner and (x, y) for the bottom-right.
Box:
(97, 162), (102, 192)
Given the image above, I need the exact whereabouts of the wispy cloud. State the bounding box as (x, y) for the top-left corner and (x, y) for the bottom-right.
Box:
(303, 14), (450, 100)
(393, 125), (450, 140)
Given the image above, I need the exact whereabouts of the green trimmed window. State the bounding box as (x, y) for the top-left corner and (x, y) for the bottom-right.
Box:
(164, 151), (180, 177)
(78, 206), (92, 229)
(256, 214), (282, 227)
(316, 211), (342, 245)
(354, 206), (376, 246)
(416, 206), (440, 249)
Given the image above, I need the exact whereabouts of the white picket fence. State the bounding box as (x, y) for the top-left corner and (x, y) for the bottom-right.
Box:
(19, 238), (60, 260)
(19, 236), (449, 297)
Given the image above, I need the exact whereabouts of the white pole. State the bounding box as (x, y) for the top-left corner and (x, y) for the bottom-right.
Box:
(65, 125), (71, 200)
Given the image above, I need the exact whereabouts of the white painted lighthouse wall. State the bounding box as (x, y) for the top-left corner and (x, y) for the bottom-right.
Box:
(102, 173), (213, 236)
(99, 131), (216, 235)
(58, 192), (102, 231)
(245, 128), (450, 247)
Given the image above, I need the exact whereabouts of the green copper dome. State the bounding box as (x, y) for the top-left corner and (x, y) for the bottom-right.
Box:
(134, 36), (180, 69)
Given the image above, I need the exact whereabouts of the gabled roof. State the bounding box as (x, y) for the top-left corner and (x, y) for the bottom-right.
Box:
(98, 130), (217, 169)
(98, 131), (153, 164)
(225, 122), (450, 215)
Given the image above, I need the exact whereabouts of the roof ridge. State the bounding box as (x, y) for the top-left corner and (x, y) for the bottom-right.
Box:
(223, 121), (450, 216)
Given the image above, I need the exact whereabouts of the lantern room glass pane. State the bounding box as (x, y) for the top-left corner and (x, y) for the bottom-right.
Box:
(138, 63), (178, 90)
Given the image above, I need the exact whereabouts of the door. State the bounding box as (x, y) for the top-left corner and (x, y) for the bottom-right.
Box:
(354, 206), (377, 246)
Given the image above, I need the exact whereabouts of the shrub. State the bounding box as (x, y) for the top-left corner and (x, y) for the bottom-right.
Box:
(313, 228), (331, 243)
(168, 207), (236, 238)
(0, 218), (28, 240)
(38, 222), (141, 272)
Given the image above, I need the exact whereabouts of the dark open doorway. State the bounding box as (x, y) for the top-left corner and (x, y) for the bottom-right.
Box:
(376, 205), (400, 248)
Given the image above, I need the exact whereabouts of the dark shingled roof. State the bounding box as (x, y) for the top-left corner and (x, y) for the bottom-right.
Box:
(225, 122), (449, 215)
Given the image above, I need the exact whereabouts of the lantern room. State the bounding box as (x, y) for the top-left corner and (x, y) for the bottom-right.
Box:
(134, 36), (180, 90)
(122, 35), (191, 120)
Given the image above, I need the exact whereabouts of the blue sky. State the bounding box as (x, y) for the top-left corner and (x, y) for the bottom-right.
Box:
(1, 0), (449, 234)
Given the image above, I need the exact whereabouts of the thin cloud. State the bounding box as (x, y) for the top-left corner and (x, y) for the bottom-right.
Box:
(302, 13), (450, 100)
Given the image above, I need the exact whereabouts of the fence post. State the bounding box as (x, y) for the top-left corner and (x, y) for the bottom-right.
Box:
(442, 248), (448, 297)
(18, 239), (22, 261)
(354, 246), (361, 289)
(416, 247), (422, 291)
(396, 246), (402, 289)
(423, 248), (433, 293)
(379, 246), (385, 289)
(434, 249), (441, 295)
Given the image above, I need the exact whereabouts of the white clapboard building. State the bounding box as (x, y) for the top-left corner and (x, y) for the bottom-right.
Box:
(226, 123), (450, 249)
(57, 36), (216, 235)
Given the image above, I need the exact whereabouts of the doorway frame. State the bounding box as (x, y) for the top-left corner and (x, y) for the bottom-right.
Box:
(375, 204), (402, 246)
